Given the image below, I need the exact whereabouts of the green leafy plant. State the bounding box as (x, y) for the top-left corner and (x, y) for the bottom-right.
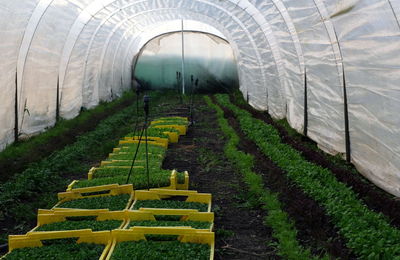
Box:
(56, 194), (130, 211)
(128, 220), (211, 229)
(36, 219), (122, 232)
(74, 171), (171, 189)
(110, 240), (210, 260)
(205, 96), (318, 260)
(132, 200), (208, 212)
(3, 239), (104, 260)
(214, 94), (400, 259)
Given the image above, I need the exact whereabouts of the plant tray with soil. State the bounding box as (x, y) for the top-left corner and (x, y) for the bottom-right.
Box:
(54, 193), (132, 211)
(3, 231), (111, 260)
(124, 209), (213, 231)
(30, 210), (126, 233)
(107, 228), (213, 260)
(130, 189), (212, 212)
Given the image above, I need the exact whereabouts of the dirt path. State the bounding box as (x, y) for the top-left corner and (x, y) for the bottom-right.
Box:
(162, 99), (279, 259)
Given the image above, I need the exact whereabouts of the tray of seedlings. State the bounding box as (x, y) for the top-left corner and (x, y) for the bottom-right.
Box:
(124, 209), (213, 231)
(54, 184), (133, 211)
(1, 230), (111, 260)
(130, 189), (212, 213)
(28, 209), (126, 233)
(125, 127), (181, 143)
(106, 227), (214, 260)
(149, 117), (189, 136)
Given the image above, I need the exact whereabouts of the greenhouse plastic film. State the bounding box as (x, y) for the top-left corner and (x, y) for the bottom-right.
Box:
(0, 0), (399, 197)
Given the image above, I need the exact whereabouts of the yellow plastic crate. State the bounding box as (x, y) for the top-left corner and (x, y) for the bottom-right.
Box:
(124, 209), (214, 231)
(124, 136), (169, 147)
(176, 171), (190, 190)
(5, 230), (112, 260)
(119, 139), (167, 149)
(131, 189), (212, 213)
(151, 124), (187, 135)
(67, 170), (178, 191)
(106, 228), (214, 260)
(56, 184), (134, 210)
(28, 209), (126, 233)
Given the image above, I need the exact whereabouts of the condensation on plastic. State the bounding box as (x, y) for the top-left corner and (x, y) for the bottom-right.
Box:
(0, 0), (399, 197)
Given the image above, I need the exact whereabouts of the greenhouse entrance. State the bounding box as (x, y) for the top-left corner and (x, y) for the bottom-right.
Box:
(133, 31), (239, 93)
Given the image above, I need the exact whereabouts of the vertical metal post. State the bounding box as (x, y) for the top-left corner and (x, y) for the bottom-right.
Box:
(303, 68), (308, 136)
(342, 66), (351, 163)
(181, 19), (185, 95)
(14, 71), (19, 142)
(56, 76), (60, 122)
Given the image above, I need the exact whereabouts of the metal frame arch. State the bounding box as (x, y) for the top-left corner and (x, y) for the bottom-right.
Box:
(79, 1), (269, 104)
(110, 19), (228, 91)
(59, 0), (289, 110)
(97, 8), (244, 100)
(119, 15), (243, 90)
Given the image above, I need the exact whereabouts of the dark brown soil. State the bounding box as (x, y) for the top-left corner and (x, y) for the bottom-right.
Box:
(231, 97), (400, 229)
(162, 99), (279, 259)
(217, 99), (355, 259)
(0, 97), (135, 183)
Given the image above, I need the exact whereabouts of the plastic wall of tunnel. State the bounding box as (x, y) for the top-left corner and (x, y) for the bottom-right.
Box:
(0, 0), (399, 196)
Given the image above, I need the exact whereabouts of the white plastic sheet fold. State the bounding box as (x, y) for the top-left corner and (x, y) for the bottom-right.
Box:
(0, 0), (399, 196)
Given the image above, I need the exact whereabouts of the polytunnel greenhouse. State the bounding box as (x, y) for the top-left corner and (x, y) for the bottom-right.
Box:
(0, 0), (399, 259)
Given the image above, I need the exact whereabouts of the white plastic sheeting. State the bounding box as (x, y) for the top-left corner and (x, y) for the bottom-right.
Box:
(0, 0), (399, 196)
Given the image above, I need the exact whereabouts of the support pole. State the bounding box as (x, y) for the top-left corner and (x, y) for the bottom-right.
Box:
(342, 66), (351, 163)
(303, 67), (308, 136)
(14, 71), (18, 142)
(181, 19), (185, 95)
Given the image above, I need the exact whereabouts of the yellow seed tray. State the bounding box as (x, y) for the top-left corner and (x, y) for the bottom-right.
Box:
(119, 139), (168, 149)
(151, 124), (187, 135)
(106, 228), (214, 260)
(5, 230), (112, 260)
(130, 189), (212, 213)
(28, 209), (126, 233)
(176, 171), (190, 190)
(56, 184), (134, 210)
(67, 170), (180, 192)
(124, 209), (214, 231)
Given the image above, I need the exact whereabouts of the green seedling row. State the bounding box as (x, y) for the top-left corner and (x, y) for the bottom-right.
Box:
(36, 219), (123, 232)
(3, 239), (105, 260)
(205, 96), (318, 260)
(110, 240), (209, 260)
(128, 220), (211, 229)
(215, 94), (400, 259)
(74, 173), (171, 189)
(132, 200), (208, 212)
(56, 194), (131, 211)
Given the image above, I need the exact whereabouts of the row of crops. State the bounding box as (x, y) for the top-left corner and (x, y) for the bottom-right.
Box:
(208, 94), (400, 259)
(2, 117), (215, 259)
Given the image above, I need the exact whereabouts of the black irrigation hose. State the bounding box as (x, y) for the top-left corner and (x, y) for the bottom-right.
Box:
(125, 123), (146, 184)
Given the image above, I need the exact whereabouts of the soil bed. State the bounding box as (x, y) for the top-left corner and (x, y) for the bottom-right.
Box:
(162, 98), (277, 259)
(218, 98), (355, 259)
(230, 96), (400, 228)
